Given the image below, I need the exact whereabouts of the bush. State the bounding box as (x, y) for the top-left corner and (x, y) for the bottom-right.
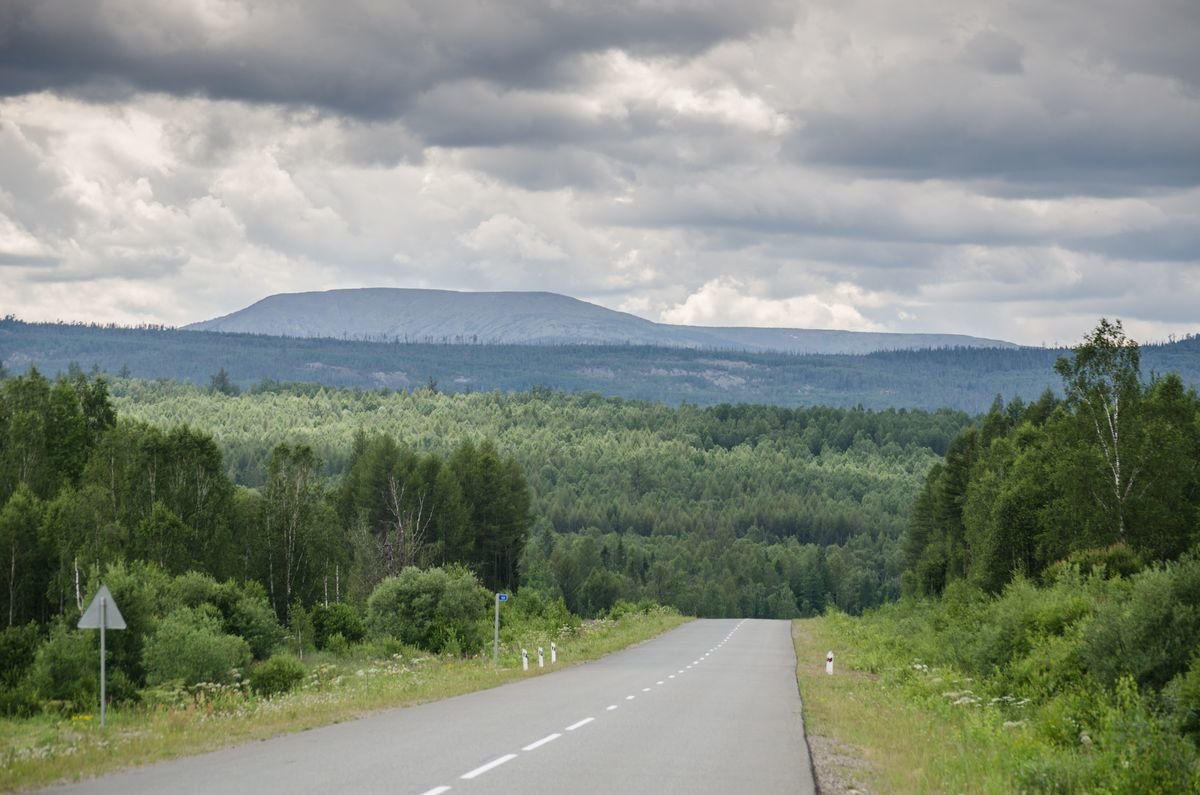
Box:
(170, 573), (284, 660)
(172, 570), (221, 608)
(0, 622), (42, 686)
(29, 621), (96, 712)
(226, 595), (285, 659)
(312, 602), (366, 649)
(1082, 556), (1200, 689)
(89, 560), (179, 688)
(0, 623), (42, 715)
(324, 632), (350, 657)
(142, 606), (251, 686)
(248, 655), (306, 697)
(1045, 543), (1143, 581)
(1165, 653), (1200, 742)
(367, 565), (490, 654)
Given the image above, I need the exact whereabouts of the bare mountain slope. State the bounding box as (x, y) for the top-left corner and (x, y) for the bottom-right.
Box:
(185, 288), (1016, 353)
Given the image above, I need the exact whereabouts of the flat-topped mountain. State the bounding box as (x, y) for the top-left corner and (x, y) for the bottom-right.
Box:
(185, 288), (1017, 354)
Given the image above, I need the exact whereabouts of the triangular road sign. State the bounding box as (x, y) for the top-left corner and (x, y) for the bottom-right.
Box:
(78, 585), (127, 630)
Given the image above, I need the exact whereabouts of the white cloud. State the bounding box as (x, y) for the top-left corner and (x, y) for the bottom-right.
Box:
(460, 213), (566, 261)
(659, 277), (884, 331)
(0, 1), (1197, 347)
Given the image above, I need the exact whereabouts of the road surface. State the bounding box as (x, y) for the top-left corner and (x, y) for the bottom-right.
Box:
(45, 618), (814, 794)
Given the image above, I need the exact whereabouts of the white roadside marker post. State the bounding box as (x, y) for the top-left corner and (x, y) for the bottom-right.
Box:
(522, 648), (529, 671)
(551, 642), (557, 664)
(538, 646), (544, 668)
(826, 650), (834, 675)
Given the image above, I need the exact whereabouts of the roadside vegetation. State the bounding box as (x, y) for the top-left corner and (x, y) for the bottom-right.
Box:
(797, 320), (1200, 793)
(1, 593), (683, 792)
(797, 569), (1200, 793)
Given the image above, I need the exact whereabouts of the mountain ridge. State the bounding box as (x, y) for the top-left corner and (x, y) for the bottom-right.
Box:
(184, 288), (1018, 354)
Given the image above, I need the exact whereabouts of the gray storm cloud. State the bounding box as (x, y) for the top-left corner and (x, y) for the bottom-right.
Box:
(0, 0), (1197, 345)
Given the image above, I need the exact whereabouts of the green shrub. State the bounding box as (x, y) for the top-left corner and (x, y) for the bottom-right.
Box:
(1044, 543), (1143, 582)
(324, 632), (350, 657)
(1165, 653), (1200, 742)
(579, 569), (623, 617)
(312, 602), (366, 649)
(0, 622), (43, 714)
(366, 565), (490, 654)
(248, 655), (306, 697)
(169, 573), (283, 660)
(0, 679), (37, 717)
(90, 560), (176, 687)
(172, 570), (221, 608)
(226, 595), (285, 659)
(1091, 677), (1199, 793)
(142, 606), (251, 686)
(1082, 556), (1200, 689)
(29, 621), (96, 712)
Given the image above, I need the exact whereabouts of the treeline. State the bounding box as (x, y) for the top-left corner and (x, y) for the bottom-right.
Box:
(7, 315), (1200, 411)
(0, 369), (531, 630)
(905, 319), (1200, 595)
(2, 369), (968, 625)
(105, 383), (969, 614)
(523, 527), (898, 619)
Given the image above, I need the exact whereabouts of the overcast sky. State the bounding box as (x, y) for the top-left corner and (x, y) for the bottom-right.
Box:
(1, 0), (1198, 346)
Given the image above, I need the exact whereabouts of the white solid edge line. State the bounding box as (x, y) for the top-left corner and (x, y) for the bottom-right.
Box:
(523, 733), (562, 751)
(566, 717), (595, 731)
(419, 787), (452, 795)
(461, 754), (518, 780)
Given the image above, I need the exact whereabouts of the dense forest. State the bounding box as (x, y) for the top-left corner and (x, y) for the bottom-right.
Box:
(5, 316), (1199, 411)
(904, 319), (1200, 595)
(0, 362), (971, 716)
(108, 379), (971, 615)
(890, 320), (1200, 790)
(0, 367), (968, 632)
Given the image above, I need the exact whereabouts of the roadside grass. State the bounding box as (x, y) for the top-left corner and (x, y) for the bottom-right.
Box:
(793, 614), (1039, 794)
(1, 609), (688, 793)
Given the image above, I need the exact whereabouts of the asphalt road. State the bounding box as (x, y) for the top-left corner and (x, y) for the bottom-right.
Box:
(45, 618), (815, 795)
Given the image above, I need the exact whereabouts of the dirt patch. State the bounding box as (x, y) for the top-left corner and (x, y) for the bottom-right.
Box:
(808, 735), (873, 795)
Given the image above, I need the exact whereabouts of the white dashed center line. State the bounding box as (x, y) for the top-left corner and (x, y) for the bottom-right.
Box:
(522, 733), (561, 751)
(461, 754), (517, 780)
(414, 622), (755, 795)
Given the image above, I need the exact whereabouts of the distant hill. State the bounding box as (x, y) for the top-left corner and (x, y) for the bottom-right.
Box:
(184, 288), (1017, 354)
(6, 317), (1199, 412)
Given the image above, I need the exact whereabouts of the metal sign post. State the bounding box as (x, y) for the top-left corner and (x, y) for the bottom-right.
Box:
(78, 585), (127, 727)
(493, 593), (508, 665)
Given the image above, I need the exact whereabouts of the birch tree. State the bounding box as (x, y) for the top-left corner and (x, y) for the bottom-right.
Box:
(1054, 318), (1144, 543)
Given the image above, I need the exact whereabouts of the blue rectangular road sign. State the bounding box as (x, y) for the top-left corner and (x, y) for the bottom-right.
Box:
(497, 593), (509, 601)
